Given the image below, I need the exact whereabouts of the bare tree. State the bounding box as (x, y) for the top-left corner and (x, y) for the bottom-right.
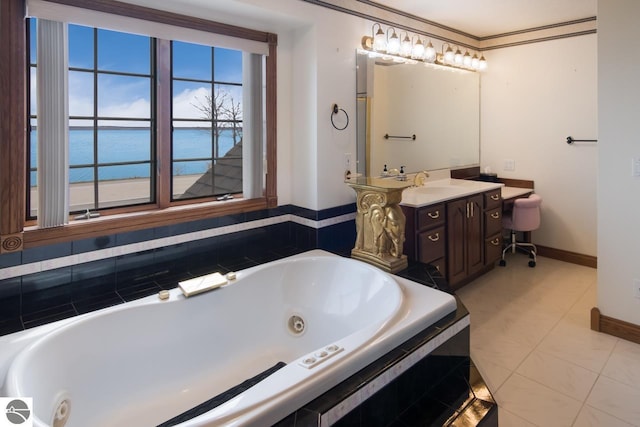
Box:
(222, 97), (243, 146)
(192, 88), (229, 156)
(192, 87), (243, 156)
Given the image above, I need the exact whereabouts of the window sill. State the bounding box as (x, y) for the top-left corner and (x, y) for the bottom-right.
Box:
(23, 197), (271, 249)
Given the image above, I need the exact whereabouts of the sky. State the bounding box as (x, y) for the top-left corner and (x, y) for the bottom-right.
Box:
(29, 20), (244, 127)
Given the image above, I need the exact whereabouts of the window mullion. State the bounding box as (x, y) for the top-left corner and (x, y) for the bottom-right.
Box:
(156, 38), (172, 208)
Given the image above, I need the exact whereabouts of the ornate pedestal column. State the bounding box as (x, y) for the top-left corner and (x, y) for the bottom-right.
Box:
(346, 178), (411, 273)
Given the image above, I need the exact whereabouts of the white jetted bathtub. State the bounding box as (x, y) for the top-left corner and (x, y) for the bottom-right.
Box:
(0, 250), (457, 427)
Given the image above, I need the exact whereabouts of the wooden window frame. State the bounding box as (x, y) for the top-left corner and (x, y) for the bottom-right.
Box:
(0, 0), (277, 251)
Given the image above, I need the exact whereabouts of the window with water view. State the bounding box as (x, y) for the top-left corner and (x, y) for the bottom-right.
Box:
(27, 19), (246, 219)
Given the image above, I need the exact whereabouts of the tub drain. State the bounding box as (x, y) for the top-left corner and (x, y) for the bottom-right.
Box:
(287, 315), (306, 335)
(52, 394), (71, 427)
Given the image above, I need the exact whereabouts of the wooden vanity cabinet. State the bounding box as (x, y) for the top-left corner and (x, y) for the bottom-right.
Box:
(403, 187), (503, 289)
(447, 194), (483, 286)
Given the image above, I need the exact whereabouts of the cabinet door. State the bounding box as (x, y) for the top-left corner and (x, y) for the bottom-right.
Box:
(467, 194), (484, 276)
(447, 199), (467, 285)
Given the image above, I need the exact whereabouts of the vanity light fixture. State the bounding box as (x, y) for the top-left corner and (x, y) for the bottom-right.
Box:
(400, 32), (412, 57)
(424, 41), (436, 63)
(454, 47), (464, 65)
(443, 43), (455, 64)
(361, 23), (487, 72)
(372, 23), (386, 52)
(463, 50), (472, 68)
(479, 54), (488, 71)
(386, 27), (400, 55)
(411, 35), (425, 59)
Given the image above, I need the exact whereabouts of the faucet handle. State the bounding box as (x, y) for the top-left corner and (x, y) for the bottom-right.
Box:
(413, 170), (429, 186)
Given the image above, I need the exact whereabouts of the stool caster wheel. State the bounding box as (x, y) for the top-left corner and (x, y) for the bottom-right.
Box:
(528, 260), (536, 268)
(499, 259), (506, 267)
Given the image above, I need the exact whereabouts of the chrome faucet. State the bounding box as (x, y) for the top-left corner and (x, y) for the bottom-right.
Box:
(413, 170), (429, 186)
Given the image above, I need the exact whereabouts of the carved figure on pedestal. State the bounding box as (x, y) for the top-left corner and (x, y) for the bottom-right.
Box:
(370, 204), (406, 258)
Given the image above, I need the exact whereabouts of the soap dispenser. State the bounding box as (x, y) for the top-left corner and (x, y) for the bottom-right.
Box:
(381, 164), (389, 177)
(397, 165), (407, 181)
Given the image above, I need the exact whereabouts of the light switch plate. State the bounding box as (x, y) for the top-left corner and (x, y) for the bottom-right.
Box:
(632, 158), (640, 177)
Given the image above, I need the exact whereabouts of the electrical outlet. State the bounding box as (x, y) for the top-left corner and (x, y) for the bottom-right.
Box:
(503, 159), (515, 171)
(634, 279), (640, 299)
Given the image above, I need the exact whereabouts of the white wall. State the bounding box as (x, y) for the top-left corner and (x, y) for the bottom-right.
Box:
(480, 35), (598, 256)
(239, 0), (366, 210)
(598, 0), (640, 325)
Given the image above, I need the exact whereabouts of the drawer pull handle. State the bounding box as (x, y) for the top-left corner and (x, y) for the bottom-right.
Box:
(491, 212), (500, 219)
(491, 194), (500, 201)
(427, 211), (440, 219)
(428, 233), (440, 242)
(491, 238), (500, 246)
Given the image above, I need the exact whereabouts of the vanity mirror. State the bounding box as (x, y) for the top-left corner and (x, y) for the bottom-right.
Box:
(356, 52), (480, 176)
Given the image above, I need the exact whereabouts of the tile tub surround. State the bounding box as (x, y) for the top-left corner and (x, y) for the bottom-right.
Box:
(0, 204), (356, 336)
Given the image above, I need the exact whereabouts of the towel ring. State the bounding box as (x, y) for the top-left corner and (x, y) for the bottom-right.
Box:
(331, 104), (349, 131)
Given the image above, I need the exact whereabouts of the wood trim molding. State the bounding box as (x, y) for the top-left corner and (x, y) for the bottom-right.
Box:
(1, 232), (24, 253)
(450, 166), (480, 180)
(498, 178), (534, 189)
(44, 0), (272, 43)
(536, 245), (597, 268)
(24, 198), (268, 248)
(265, 35), (278, 208)
(0, 0), (26, 244)
(591, 307), (640, 345)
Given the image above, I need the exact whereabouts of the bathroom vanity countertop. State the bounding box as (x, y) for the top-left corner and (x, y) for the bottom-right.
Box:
(400, 178), (504, 208)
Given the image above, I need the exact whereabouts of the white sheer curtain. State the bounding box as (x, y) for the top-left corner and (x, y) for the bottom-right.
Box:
(37, 19), (69, 228)
(242, 53), (265, 199)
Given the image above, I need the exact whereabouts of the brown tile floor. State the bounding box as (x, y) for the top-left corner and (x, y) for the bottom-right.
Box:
(457, 253), (640, 427)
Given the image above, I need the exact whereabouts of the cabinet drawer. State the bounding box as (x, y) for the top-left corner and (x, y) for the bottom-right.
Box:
(484, 190), (502, 210)
(417, 204), (445, 230)
(485, 207), (503, 237)
(485, 233), (502, 265)
(418, 225), (445, 264)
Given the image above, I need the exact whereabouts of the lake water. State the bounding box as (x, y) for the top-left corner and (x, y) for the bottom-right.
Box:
(29, 128), (240, 184)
